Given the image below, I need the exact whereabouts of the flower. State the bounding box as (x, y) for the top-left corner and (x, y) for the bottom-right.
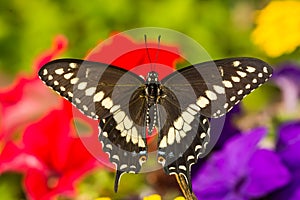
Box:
(0, 35), (105, 200)
(143, 194), (162, 200)
(0, 102), (99, 200)
(95, 194), (185, 200)
(86, 34), (182, 79)
(192, 105), (241, 173)
(214, 105), (241, 149)
(272, 63), (300, 112)
(252, 1), (300, 57)
(269, 121), (300, 200)
(192, 127), (290, 200)
(0, 35), (67, 141)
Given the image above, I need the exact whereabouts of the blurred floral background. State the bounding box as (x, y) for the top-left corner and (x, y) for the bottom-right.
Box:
(1, 0), (300, 199)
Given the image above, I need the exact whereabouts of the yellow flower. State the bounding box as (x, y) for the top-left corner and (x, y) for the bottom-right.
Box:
(174, 197), (186, 200)
(95, 194), (185, 200)
(252, 1), (300, 57)
(144, 194), (162, 200)
(144, 194), (185, 200)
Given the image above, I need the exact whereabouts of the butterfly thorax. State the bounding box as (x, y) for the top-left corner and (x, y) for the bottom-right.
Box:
(145, 71), (162, 134)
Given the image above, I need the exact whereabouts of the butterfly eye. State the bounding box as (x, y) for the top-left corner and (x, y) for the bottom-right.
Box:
(157, 156), (166, 166)
(139, 155), (147, 165)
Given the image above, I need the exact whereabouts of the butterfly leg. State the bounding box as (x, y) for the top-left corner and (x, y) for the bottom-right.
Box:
(175, 174), (198, 200)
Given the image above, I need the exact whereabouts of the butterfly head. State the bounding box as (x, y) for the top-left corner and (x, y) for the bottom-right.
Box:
(146, 71), (159, 83)
(145, 71), (160, 100)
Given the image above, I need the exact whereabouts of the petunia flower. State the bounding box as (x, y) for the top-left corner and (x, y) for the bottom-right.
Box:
(95, 194), (185, 200)
(192, 105), (241, 173)
(86, 34), (182, 79)
(252, 1), (300, 57)
(269, 121), (300, 200)
(192, 127), (290, 200)
(0, 101), (99, 200)
(0, 35), (67, 141)
(272, 63), (300, 112)
(214, 105), (241, 149)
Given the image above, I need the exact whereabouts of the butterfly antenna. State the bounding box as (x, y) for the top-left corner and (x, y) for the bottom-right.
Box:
(144, 34), (154, 71)
(153, 35), (161, 71)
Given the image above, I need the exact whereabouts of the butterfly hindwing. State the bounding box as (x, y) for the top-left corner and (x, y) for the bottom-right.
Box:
(99, 113), (147, 192)
(39, 59), (148, 191)
(157, 86), (210, 190)
(162, 57), (273, 118)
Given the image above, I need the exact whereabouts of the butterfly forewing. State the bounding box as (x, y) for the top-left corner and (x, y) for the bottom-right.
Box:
(162, 57), (273, 118)
(39, 59), (148, 192)
(39, 59), (145, 119)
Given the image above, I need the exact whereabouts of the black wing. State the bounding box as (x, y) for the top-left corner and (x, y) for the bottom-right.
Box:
(157, 86), (210, 192)
(38, 59), (148, 191)
(156, 57), (272, 194)
(161, 57), (273, 118)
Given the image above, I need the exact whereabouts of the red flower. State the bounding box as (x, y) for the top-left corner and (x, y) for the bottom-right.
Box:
(0, 101), (99, 200)
(87, 34), (182, 79)
(0, 36), (67, 141)
(0, 35), (102, 200)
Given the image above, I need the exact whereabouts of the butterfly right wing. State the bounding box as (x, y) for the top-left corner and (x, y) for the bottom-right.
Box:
(39, 59), (148, 191)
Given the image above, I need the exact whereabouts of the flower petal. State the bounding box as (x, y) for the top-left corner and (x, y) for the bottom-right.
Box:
(0, 35), (67, 141)
(252, 1), (300, 57)
(192, 128), (267, 199)
(241, 149), (290, 198)
(86, 34), (182, 79)
(276, 121), (300, 171)
(272, 63), (300, 112)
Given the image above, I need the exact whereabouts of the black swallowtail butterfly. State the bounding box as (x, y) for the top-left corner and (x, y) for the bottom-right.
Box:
(39, 49), (272, 199)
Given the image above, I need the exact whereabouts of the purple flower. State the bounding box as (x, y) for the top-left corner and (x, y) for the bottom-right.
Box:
(192, 106), (241, 173)
(272, 63), (300, 112)
(192, 127), (290, 200)
(270, 121), (300, 200)
(214, 105), (241, 149)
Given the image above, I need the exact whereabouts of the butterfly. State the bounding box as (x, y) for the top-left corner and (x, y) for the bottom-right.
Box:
(39, 54), (272, 199)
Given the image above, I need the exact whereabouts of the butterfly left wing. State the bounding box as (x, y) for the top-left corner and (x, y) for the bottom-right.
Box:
(157, 57), (272, 195)
(162, 57), (273, 118)
(38, 59), (148, 191)
(156, 85), (210, 196)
